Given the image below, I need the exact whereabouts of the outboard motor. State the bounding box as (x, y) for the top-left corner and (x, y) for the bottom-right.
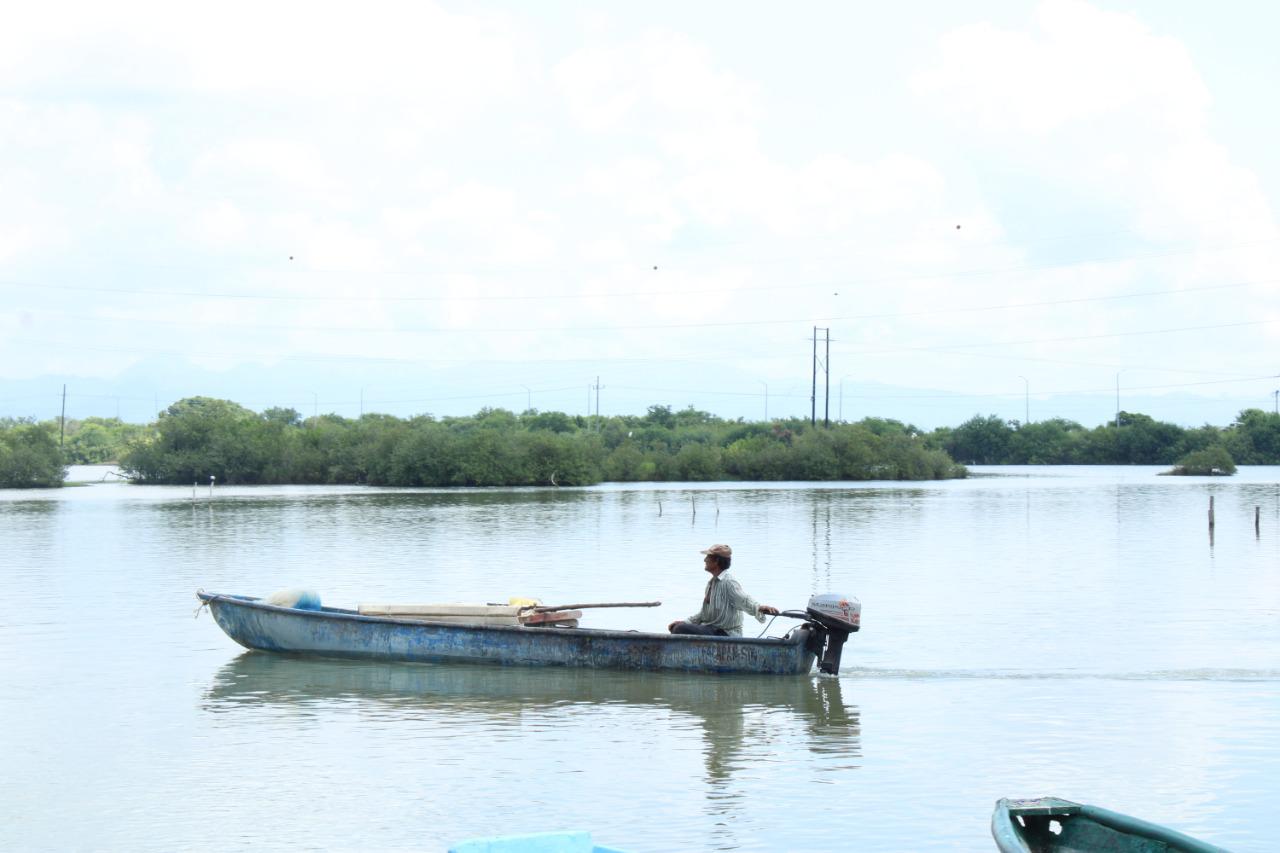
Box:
(806, 594), (860, 675)
(782, 594), (861, 675)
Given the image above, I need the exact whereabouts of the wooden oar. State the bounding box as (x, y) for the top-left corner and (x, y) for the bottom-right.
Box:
(522, 601), (661, 613)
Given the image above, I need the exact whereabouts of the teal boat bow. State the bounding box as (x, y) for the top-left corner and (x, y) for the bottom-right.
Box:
(992, 797), (1229, 852)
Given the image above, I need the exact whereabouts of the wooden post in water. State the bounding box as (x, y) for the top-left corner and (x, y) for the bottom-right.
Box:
(658, 500), (662, 517)
(1208, 496), (1215, 529)
(691, 496), (697, 520)
(1256, 505), (1261, 538)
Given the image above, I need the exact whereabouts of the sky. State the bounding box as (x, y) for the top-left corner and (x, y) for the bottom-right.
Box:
(2, 0), (1278, 429)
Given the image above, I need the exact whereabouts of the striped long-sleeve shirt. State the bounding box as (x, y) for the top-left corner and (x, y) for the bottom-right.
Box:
(688, 571), (766, 637)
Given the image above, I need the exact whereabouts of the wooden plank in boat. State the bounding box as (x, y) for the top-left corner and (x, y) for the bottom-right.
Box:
(355, 603), (582, 627)
(521, 610), (583, 625)
(358, 603), (522, 624)
(359, 603), (523, 618)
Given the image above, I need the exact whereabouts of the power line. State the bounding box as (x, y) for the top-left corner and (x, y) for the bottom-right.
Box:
(28, 210), (1276, 276)
(892, 346), (1259, 378)
(9, 276), (1277, 335)
(613, 373), (1280, 404)
(839, 319), (1276, 358)
(3, 238), (1275, 304)
(9, 313), (1274, 370)
(1, 335), (749, 367)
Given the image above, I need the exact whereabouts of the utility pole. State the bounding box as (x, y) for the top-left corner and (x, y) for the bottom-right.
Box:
(592, 376), (603, 420)
(811, 329), (816, 426)
(59, 384), (67, 448)
(838, 375), (852, 422)
(811, 327), (830, 427)
(824, 328), (830, 427)
(1273, 389), (1278, 415)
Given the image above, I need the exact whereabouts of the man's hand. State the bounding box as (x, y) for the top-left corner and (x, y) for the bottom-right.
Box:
(668, 621), (681, 632)
(758, 605), (779, 616)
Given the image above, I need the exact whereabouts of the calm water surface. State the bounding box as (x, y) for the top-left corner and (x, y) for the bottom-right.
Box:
(2, 466), (1278, 851)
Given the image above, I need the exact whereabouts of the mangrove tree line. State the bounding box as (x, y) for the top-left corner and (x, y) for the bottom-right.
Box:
(6, 398), (1279, 488)
(118, 397), (962, 486)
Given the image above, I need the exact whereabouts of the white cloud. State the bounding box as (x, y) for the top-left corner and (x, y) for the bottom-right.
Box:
(189, 201), (248, 249)
(1, 2), (528, 107)
(193, 139), (338, 196)
(908, 0), (1279, 369)
(1, 1), (1276, 421)
(555, 27), (962, 258)
(912, 0), (1209, 135)
(555, 29), (758, 135)
(0, 99), (169, 266)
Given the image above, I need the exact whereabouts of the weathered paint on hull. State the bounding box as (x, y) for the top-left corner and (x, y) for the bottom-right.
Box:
(198, 593), (818, 675)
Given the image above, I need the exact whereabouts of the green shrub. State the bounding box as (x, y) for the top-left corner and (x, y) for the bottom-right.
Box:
(0, 421), (66, 488)
(1165, 446), (1236, 476)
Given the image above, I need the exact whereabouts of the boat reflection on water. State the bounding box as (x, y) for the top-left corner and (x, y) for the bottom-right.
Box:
(204, 651), (861, 782)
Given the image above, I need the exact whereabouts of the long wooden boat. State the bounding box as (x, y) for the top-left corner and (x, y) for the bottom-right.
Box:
(196, 591), (831, 675)
(992, 797), (1229, 852)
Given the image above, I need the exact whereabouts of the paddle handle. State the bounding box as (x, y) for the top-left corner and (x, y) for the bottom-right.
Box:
(525, 601), (661, 613)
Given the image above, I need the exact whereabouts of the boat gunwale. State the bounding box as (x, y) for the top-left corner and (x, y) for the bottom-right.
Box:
(197, 591), (807, 647)
(991, 797), (1229, 853)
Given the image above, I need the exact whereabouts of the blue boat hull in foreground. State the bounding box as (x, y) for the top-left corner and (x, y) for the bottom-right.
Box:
(197, 592), (819, 675)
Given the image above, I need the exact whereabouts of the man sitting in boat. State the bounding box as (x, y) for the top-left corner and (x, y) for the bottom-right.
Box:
(667, 544), (779, 637)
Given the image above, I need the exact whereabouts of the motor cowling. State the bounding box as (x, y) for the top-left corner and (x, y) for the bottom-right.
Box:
(806, 594), (860, 633)
(805, 594), (860, 675)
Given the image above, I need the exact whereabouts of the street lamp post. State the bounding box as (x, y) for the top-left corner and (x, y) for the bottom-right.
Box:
(1017, 376), (1029, 425)
(1114, 372), (1124, 428)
